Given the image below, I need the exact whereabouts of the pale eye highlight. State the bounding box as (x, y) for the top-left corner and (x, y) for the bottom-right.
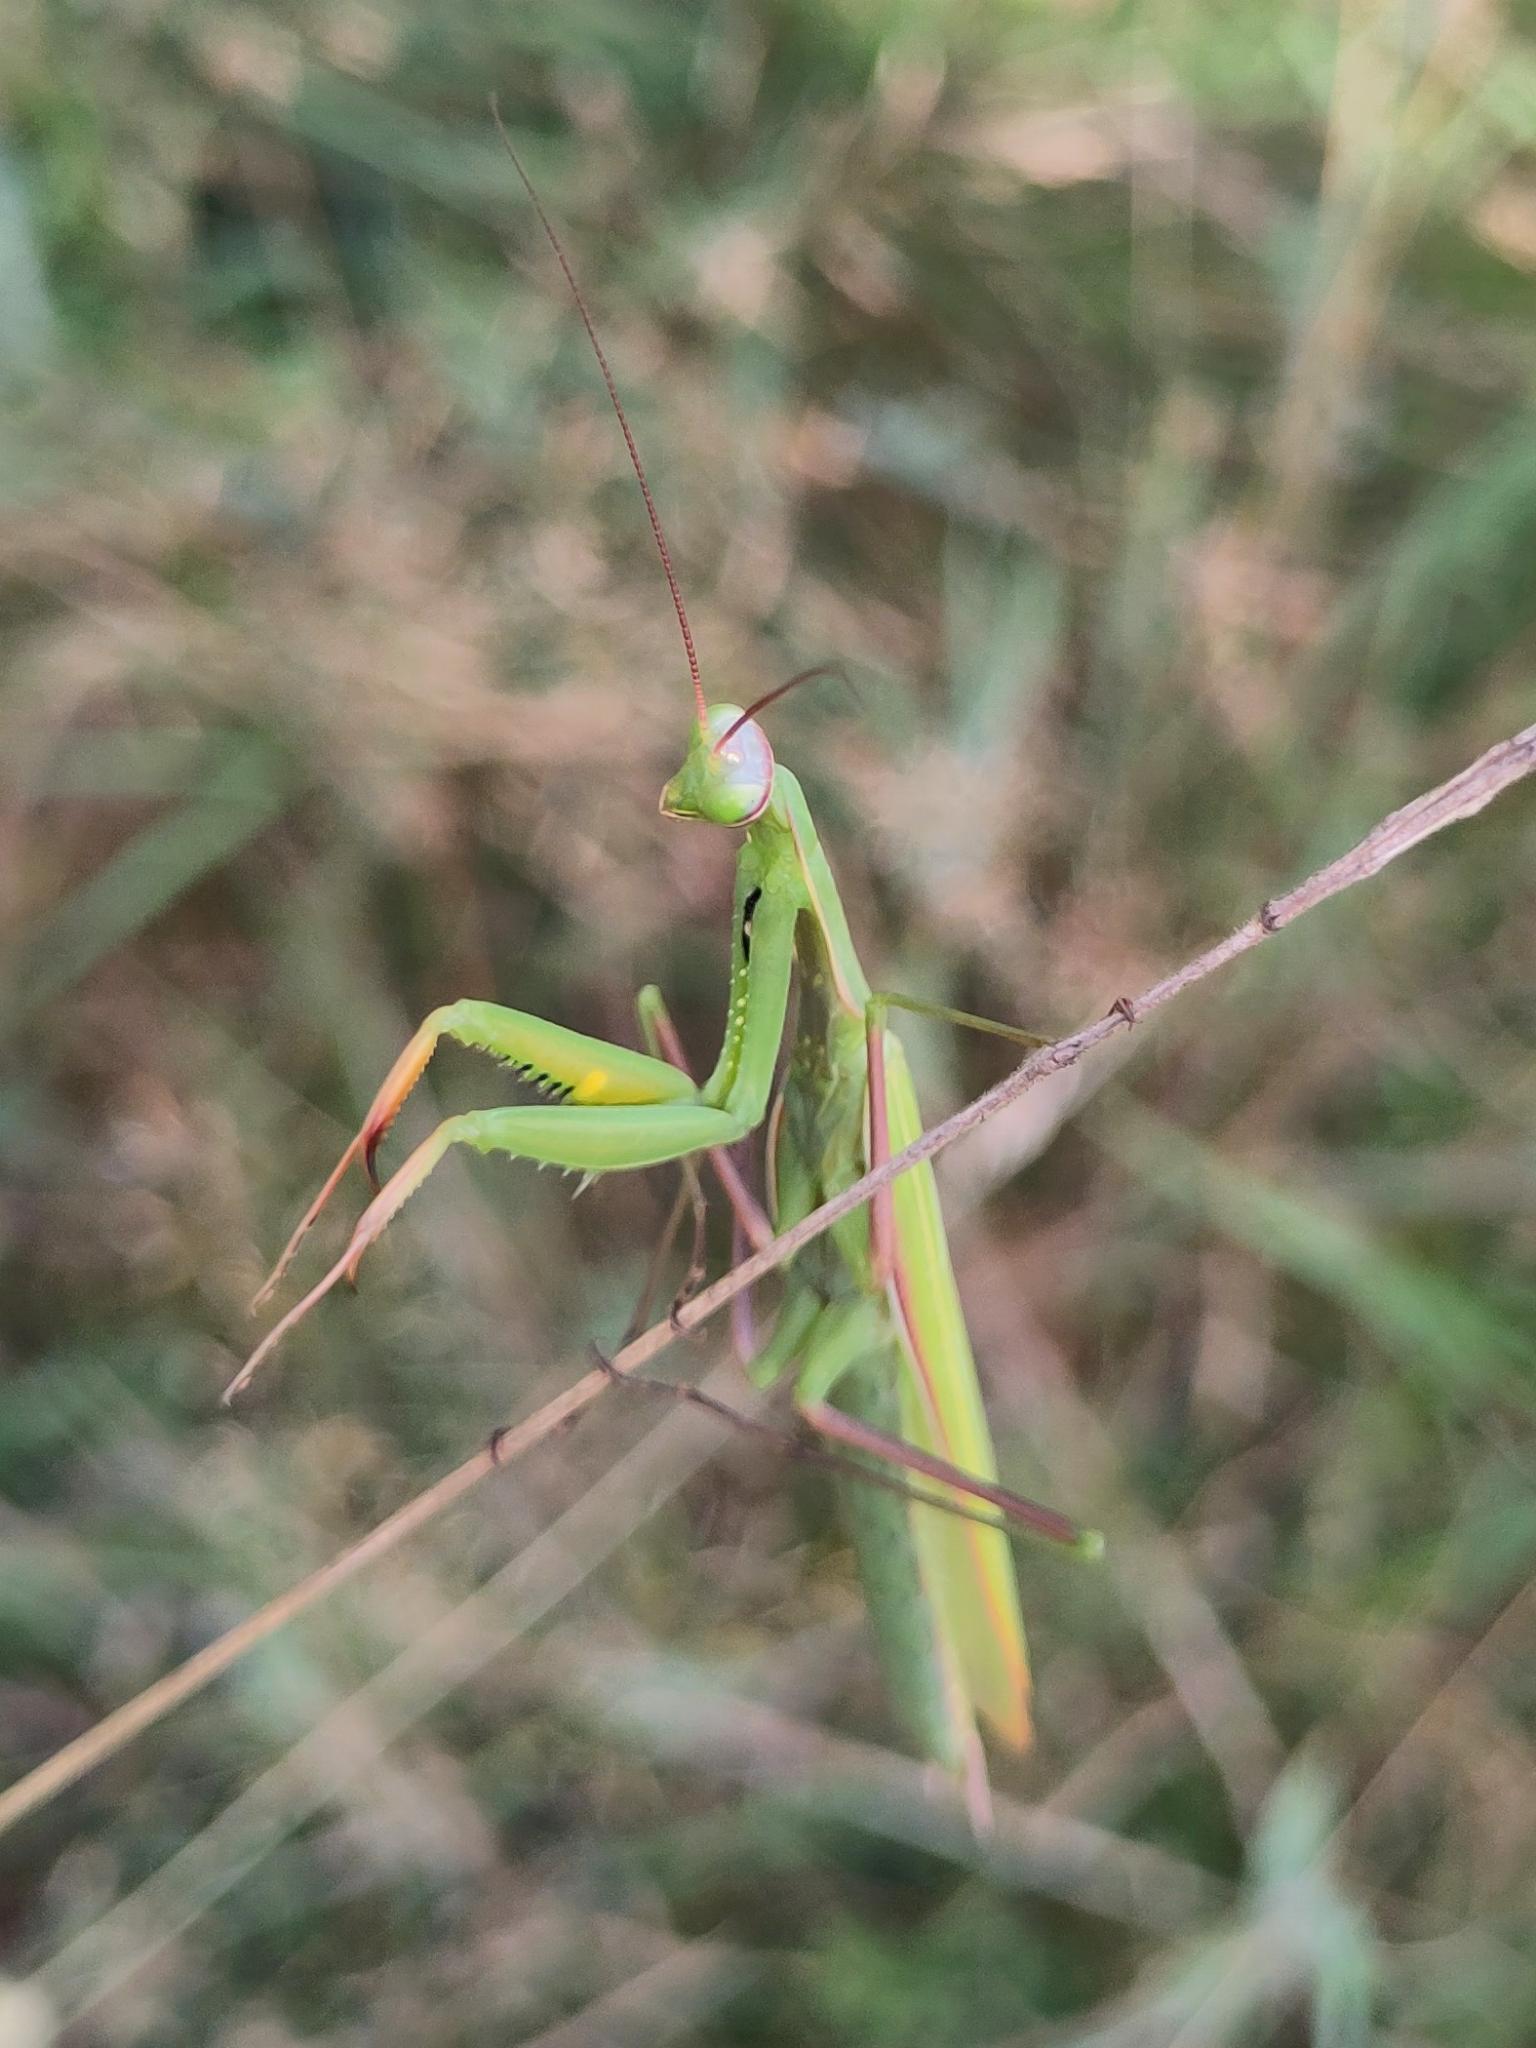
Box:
(706, 709), (774, 825)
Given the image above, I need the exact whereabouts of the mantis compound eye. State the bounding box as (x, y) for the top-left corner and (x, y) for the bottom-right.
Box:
(706, 708), (775, 824)
(660, 705), (775, 826)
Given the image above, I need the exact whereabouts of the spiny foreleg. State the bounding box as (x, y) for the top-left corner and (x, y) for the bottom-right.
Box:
(230, 1096), (746, 1402)
(253, 999), (699, 1307)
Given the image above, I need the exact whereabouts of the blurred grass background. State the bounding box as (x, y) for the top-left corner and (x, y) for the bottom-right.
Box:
(4, 0), (1536, 2040)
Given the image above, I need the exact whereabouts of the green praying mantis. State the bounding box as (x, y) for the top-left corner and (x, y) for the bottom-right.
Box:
(228, 135), (1101, 1807)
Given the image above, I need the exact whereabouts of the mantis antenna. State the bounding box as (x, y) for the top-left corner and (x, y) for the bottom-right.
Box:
(490, 98), (709, 732)
(712, 664), (848, 753)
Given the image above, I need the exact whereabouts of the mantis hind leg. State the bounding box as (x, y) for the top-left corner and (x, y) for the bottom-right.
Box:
(254, 998), (698, 1307)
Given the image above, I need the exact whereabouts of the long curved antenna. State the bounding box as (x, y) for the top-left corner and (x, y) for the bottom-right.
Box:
(713, 663), (849, 753)
(490, 99), (709, 731)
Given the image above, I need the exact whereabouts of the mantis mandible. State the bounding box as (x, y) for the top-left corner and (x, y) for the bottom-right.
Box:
(230, 131), (1099, 1805)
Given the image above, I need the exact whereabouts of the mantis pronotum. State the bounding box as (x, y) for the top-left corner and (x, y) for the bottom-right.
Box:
(231, 122), (1099, 1811)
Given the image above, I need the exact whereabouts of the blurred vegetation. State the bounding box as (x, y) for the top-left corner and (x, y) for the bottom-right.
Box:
(3, 0), (1536, 2041)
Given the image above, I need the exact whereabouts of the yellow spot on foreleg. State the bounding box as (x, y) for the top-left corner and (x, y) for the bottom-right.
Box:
(572, 1069), (609, 1103)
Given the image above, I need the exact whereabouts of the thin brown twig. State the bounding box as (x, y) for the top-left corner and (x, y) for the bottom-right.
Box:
(1, 717), (1532, 1839)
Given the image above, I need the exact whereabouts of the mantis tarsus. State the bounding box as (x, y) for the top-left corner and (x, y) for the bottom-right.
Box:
(231, 128), (1100, 1805)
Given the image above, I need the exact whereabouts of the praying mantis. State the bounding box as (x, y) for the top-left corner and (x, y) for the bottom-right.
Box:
(229, 132), (1100, 1805)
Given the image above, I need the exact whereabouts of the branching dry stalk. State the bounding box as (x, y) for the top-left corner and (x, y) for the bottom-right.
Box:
(2, 717), (1532, 1839)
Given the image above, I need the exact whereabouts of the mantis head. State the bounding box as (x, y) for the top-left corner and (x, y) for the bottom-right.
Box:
(661, 705), (775, 827)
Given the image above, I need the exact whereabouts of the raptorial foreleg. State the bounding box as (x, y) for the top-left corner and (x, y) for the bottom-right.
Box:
(254, 1000), (699, 1306)
(231, 1097), (746, 1402)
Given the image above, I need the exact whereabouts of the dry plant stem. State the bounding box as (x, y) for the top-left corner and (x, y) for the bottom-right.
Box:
(34, 1390), (741, 2024)
(1, 718), (1532, 1839)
